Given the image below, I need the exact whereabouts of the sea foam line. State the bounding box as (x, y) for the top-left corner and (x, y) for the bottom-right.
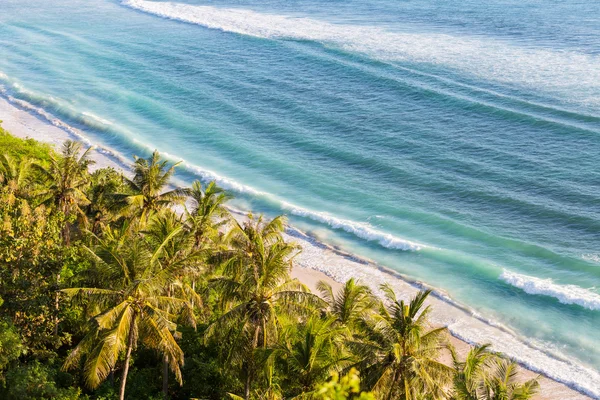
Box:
(0, 81), (138, 172)
(501, 269), (600, 311)
(121, 0), (600, 108)
(281, 201), (425, 251)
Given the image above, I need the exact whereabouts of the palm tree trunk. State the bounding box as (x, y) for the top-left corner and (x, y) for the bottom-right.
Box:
(244, 325), (261, 400)
(386, 368), (401, 400)
(163, 286), (172, 399)
(119, 323), (136, 400)
(162, 355), (169, 400)
(244, 370), (252, 400)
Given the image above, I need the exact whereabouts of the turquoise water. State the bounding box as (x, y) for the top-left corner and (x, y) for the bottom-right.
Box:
(1, 0), (600, 394)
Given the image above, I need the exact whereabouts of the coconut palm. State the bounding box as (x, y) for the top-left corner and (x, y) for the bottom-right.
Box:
(61, 275), (188, 400)
(185, 180), (232, 248)
(207, 214), (324, 400)
(35, 140), (94, 244)
(144, 211), (205, 399)
(114, 150), (186, 222)
(63, 220), (197, 400)
(356, 287), (453, 400)
(480, 358), (539, 400)
(317, 278), (375, 331)
(279, 316), (351, 395)
(0, 154), (34, 198)
(451, 344), (539, 400)
(451, 344), (495, 400)
(84, 167), (128, 234)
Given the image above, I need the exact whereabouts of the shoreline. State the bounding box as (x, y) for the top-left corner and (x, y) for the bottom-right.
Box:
(0, 94), (593, 400)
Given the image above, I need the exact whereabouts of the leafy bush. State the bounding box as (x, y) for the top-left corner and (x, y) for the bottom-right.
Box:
(1, 361), (82, 400)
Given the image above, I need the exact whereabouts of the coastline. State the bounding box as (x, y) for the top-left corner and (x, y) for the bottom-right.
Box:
(0, 94), (593, 400)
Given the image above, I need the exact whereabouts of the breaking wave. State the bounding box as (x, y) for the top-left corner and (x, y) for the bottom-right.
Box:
(501, 269), (600, 311)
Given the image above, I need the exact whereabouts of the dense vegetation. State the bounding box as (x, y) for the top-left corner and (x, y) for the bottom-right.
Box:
(0, 125), (539, 399)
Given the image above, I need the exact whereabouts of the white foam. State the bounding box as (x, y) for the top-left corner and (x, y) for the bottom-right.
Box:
(501, 269), (600, 311)
(281, 201), (425, 251)
(0, 84), (134, 172)
(582, 253), (600, 264)
(122, 0), (600, 108)
(181, 161), (268, 196)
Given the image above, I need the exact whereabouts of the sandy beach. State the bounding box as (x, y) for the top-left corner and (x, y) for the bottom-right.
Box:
(0, 94), (592, 400)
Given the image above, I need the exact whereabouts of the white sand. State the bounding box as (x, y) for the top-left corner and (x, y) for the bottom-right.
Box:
(0, 94), (592, 400)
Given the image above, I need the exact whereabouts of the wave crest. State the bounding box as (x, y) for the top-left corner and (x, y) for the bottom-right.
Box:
(282, 202), (425, 251)
(500, 269), (600, 311)
(122, 0), (600, 108)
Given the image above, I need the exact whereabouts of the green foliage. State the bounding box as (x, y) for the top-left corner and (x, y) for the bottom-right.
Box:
(1, 361), (82, 400)
(314, 368), (374, 400)
(0, 318), (24, 371)
(171, 326), (233, 400)
(84, 167), (130, 234)
(0, 122), (54, 163)
(0, 188), (74, 354)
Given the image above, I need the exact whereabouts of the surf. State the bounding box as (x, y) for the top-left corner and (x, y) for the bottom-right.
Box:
(501, 269), (600, 311)
(121, 0), (600, 110)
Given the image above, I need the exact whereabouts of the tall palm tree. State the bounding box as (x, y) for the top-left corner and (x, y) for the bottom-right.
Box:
(0, 154), (34, 198)
(61, 274), (188, 400)
(64, 220), (197, 400)
(115, 150), (186, 222)
(207, 214), (324, 400)
(144, 211), (204, 399)
(356, 287), (453, 400)
(185, 180), (232, 248)
(317, 278), (375, 331)
(35, 140), (94, 245)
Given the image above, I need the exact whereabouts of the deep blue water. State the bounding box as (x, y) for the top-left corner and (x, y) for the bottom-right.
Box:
(1, 0), (599, 394)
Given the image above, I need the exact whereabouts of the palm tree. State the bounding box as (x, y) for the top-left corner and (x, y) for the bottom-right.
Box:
(35, 140), (94, 245)
(84, 168), (128, 234)
(356, 287), (453, 400)
(451, 344), (494, 400)
(207, 214), (324, 400)
(451, 345), (539, 400)
(61, 275), (188, 400)
(63, 220), (197, 400)
(114, 150), (186, 222)
(144, 211), (204, 399)
(317, 278), (375, 330)
(481, 359), (539, 400)
(279, 316), (351, 395)
(0, 154), (34, 198)
(185, 180), (232, 248)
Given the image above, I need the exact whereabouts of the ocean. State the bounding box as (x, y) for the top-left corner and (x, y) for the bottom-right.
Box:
(1, 0), (599, 396)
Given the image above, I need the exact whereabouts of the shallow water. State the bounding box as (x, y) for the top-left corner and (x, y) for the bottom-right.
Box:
(1, 0), (599, 395)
